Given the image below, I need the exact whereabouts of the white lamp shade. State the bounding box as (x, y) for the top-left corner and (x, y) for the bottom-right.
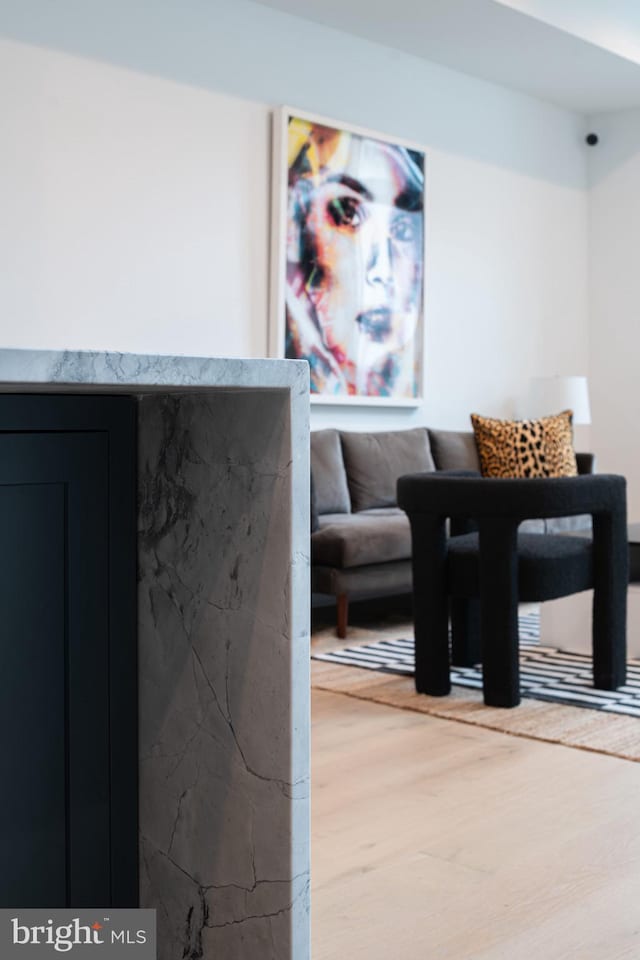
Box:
(528, 376), (591, 425)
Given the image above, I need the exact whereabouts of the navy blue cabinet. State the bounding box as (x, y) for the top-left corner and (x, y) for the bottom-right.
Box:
(0, 396), (137, 908)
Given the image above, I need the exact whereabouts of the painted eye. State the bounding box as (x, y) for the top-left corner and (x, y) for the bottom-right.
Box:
(390, 214), (415, 243)
(327, 196), (364, 228)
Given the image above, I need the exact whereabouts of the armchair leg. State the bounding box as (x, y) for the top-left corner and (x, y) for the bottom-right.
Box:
(410, 515), (450, 696)
(451, 598), (481, 667)
(479, 519), (520, 708)
(336, 593), (348, 639)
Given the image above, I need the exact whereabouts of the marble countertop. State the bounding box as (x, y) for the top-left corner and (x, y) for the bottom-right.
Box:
(0, 348), (309, 394)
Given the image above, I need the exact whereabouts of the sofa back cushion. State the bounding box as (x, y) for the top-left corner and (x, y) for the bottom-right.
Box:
(341, 428), (435, 512)
(310, 429), (351, 515)
(428, 429), (481, 472)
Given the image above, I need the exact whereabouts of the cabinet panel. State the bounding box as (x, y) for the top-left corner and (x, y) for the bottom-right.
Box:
(0, 398), (137, 908)
(0, 483), (66, 906)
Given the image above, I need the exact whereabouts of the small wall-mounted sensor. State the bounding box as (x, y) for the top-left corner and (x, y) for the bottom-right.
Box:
(585, 133), (599, 146)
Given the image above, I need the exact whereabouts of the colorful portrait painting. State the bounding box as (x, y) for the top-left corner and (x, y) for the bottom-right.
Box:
(272, 110), (425, 404)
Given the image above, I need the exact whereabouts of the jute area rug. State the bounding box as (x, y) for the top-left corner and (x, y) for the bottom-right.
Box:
(311, 620), (640, 764)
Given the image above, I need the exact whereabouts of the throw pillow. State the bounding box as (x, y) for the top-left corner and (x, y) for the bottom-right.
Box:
(470, 410), (578, 479)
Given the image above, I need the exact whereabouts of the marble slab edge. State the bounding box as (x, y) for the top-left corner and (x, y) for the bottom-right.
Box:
(0, 349), (310, 395)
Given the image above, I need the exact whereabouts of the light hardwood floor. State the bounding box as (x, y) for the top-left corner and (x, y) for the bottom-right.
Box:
(312, 688), (640, 960)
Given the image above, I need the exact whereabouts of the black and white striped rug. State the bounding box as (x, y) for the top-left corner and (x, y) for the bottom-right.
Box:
(313, 613), (640, 716)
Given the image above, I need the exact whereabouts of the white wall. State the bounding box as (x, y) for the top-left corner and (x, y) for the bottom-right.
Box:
(587, 110), (640, 516)
(0, 40), (270, 359)
(0, 0), (590, 432)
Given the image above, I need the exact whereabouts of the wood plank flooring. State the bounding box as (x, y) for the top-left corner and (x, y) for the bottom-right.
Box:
(312, 688), (640, 960)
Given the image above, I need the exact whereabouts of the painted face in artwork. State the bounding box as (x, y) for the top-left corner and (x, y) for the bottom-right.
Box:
(286, 122), (424, 398)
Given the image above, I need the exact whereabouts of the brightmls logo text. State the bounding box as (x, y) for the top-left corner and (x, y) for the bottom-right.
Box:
(13, 918), (106, 951)
(1, 910), (156, 958)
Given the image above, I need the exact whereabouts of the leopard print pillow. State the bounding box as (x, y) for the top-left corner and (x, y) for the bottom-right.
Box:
(470, 410), (577, 479)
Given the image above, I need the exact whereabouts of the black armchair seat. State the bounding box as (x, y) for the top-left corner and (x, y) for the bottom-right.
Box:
(397, 472), (628, 708)
(448, 532), (593, 602)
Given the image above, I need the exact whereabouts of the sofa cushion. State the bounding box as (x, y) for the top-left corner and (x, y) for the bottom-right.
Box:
(312, 560), (413, 598)
(340, 428), (435, 512)
(429, 429), (481, 472)
(311, 508), (411, 568)
(311, 429), (351, 515)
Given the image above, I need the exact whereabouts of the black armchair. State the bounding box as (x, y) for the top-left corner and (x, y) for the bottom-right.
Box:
(397, 472), (628, 708)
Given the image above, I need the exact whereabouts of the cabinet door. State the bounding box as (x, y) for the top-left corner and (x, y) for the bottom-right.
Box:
(0, 397), (137, 908)
(0, 481), (67, 905)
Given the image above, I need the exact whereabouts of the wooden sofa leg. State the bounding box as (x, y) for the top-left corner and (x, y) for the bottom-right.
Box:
(337, 594), (349, 639)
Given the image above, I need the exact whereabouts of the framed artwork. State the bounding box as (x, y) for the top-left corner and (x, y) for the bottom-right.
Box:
(270, 107), (426, 405)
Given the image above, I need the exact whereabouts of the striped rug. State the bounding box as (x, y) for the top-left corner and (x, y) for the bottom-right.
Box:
(313, 612), (640, 717)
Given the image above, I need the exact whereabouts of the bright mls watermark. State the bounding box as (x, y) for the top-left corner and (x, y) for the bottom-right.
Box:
(0, 910), (156, 958)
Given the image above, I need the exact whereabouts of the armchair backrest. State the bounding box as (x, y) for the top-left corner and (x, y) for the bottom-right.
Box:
(397, 473), (626, 524)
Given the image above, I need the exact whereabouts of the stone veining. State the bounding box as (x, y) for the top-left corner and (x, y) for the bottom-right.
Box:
(138, 391), (309, 959)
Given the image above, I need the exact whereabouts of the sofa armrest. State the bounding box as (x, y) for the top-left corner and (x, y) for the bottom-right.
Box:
(576, 452), (596, 475)
(310, 472), (319, 533)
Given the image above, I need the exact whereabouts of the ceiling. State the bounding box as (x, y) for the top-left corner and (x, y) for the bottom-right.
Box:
(254, 0), (640, 113)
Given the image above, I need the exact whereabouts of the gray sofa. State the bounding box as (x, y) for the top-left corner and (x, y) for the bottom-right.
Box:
(311, 427), (594, 636)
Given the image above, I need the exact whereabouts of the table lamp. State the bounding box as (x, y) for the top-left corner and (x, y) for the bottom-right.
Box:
(528, 375), (591, 425)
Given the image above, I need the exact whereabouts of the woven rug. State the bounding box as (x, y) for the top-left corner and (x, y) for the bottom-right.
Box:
(311, 613), (640, 762)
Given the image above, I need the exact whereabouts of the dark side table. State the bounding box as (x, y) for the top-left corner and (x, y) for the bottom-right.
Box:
(541, 522), (640, 657)
(629, 523), (640, 582)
